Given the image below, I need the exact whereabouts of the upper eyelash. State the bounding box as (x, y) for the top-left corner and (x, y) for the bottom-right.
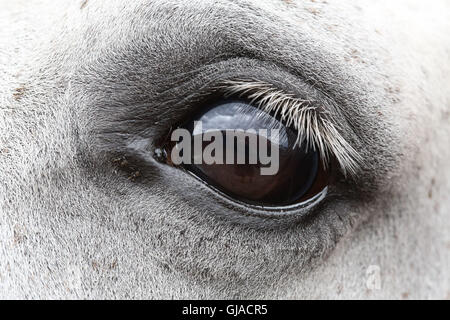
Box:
(221, 79), (363, 177)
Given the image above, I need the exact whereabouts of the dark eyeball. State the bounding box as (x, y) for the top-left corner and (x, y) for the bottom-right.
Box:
(167, 100), (329, 207)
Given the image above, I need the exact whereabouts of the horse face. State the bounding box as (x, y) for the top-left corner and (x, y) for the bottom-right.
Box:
(0, 0), (449, 299)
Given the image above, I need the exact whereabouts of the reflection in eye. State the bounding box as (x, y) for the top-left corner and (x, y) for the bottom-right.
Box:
(169, 100), (329, 207)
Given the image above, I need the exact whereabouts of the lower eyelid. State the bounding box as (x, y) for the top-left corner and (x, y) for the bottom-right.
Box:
(151, 158), (331, 229)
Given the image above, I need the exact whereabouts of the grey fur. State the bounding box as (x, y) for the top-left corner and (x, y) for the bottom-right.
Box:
(0, 0), (449, 299)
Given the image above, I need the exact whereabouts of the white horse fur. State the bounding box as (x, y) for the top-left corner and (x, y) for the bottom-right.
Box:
(0, 0), (449, 299)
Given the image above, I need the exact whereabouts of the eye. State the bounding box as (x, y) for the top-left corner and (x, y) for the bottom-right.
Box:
(165, 100), (330, 208)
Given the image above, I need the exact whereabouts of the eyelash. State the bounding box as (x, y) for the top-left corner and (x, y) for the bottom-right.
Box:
(220, 79), (363, 177)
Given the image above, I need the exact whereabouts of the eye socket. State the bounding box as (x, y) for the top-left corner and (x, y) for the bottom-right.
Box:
(166, 100), (330, 208)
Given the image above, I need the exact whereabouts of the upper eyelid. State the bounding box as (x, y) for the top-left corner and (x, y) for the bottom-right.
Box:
(87, 56), (371, 178)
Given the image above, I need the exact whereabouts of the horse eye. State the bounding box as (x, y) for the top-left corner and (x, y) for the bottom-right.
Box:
(167, 100), (329, 207)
